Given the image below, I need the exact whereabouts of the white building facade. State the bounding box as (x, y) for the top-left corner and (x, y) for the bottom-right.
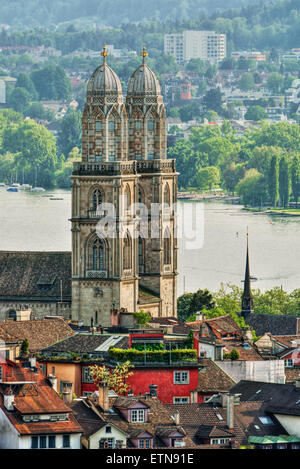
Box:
(164, 30), (226, 64)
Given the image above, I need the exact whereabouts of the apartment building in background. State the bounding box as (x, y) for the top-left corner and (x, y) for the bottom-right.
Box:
(164, 30), (226, 64)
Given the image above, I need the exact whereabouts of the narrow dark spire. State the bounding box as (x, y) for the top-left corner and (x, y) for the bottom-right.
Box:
(241, 231), (254, 318)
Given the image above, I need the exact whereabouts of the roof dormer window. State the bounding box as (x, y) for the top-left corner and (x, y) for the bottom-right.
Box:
(131, 409), (145, 423)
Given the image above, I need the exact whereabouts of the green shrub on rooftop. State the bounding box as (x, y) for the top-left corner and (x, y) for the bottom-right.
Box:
(108, 347), (197, 362)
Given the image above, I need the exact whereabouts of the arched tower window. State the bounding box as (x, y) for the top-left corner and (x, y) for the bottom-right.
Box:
(123, 232), (132, 270)
(138, 237), (145, 274)
(164, 183), (170, 206)
(124, 184), (131, 211)
(163, 228), (171, 265)
(92, 188), (103, 211)
(88, 236), (107, 272)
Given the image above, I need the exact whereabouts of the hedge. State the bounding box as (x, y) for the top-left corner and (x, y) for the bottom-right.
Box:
(108, 347), (197, 362)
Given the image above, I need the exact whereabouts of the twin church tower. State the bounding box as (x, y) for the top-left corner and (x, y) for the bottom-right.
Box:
(70, 47), (178, 326)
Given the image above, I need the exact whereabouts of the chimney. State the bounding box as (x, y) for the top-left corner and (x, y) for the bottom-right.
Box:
(4, 390), (14, 411)
(173, 410), (180, 425)
(48, 374), (58, 392)
(149, 384), (158, 398)
(29, 357), (36, 368)
(98, 381), (109, 412)
(196, 312), (206, 322)
(62, 381), (73, 404)
(227, 394), (234, 430)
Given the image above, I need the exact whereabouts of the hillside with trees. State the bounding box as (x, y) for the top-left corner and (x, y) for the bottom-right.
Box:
(0, 0), (271, 30)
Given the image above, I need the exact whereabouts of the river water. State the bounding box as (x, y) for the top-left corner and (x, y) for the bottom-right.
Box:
(1, 187), (300, 295)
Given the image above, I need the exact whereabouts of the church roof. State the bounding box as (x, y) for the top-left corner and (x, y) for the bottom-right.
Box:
(245, 313), (300, 336)
(0, 251), (71, 301)
(87, 63), (122, 95)
(127, 63), (161, 96)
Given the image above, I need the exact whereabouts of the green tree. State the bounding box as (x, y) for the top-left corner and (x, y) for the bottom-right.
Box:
(2, 119), (58, 188)
(291, 155), (300, 205)
(203, 87), (223, 114)
(279, 156), (290, 207)
(20, 338), (29, 357)
(57, 109), (82, 157)
(31, 64), (71, 100)
(244, 106), (267, 121)
(55, 147), (80, 188)
(16, 72), (38, 100)
(267, 73), (284, 94)
(236, 169), (268, 206)
(7, 87), (30, 114)
(189, 289), (216, 316)
(178, 102), (200, 122)
(133, 310), (151, 327)
(239, 72), (255, 91)
(177, 293), (194, 322)
(196, 166), (220, 189)
(222, 163), (246, 194)
(268, 155), (279, 207)
(186, 58), (206, 75)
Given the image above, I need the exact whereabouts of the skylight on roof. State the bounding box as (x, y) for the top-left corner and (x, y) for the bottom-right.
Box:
(254, 425), (260, 430)
(259, 416), (274, 425)
(256, 389), (262, 394)
(216, 413), (224, 421)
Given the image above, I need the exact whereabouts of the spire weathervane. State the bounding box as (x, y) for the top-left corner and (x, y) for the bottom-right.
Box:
(140, 45), (148, 65)
(101, 44), (109, 64)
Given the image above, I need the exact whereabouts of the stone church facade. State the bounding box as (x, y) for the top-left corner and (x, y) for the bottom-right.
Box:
(0, 47), (178, 327)
(71, 47), (178, 326)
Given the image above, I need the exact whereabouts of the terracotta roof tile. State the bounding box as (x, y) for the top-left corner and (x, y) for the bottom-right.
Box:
(197, 359), (235, 392)
(0, 318), (74, 352)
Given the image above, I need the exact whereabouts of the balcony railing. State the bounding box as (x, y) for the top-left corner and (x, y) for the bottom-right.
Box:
(72, 159), (176, 176)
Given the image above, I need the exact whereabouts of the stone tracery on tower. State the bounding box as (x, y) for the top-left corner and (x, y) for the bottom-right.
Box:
(71, 46), (178, 327)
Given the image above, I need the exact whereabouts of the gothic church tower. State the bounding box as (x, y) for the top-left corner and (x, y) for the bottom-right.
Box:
(71, 46), (177, 326)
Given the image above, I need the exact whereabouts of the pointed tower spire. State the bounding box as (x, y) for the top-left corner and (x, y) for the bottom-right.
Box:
(140, 45), (148, 65)
(101, 44), (109, 65)
(241, 230), (254, 319)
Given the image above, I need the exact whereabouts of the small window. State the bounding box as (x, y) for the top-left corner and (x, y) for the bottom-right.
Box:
(139, 439), (151, 448)
(131, 409), (145, 423)
(95, 121), (102, 131)
(48, 435), (56, 449)
(40, 436), (47, 449)
(82, 367), (93, 383)
(174, 371), (189, 385)
(173, 397), (189, 404)
(31, 436), (38, 449)
(63, 435), (70, 448)
(135, 120), (142, 130)
(108, 120), (115, 131)
(259, 416), (274, 425)
(148, 120), (155, 131)
(106, 426), (112, 434)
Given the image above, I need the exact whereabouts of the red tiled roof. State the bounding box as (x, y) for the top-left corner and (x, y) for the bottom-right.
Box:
(0, 362), (82, 435)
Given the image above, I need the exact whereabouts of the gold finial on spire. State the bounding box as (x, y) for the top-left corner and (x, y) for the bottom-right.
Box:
(101, 44), (109, 64)
(140, 45), (148, 64)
